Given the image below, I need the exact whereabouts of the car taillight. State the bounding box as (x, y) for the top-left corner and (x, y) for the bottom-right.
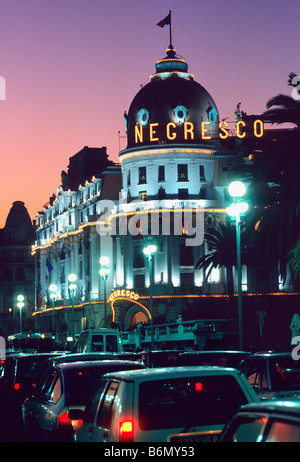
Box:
(14, 383), (20, 390)
(119, 420), (134, 442)
(58, 412), (72, 428)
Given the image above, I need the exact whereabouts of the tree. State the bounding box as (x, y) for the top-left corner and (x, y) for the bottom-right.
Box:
(195, 222), (253, 296)
(288, 237), (300, 280)
(262, 72), (300, 128)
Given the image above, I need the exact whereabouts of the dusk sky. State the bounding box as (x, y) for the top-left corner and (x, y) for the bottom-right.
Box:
(0, 0), (299, 228)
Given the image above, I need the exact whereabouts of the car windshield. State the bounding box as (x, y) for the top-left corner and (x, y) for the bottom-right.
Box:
(138, 375), (248, 430)
(270, 357), (300, 391)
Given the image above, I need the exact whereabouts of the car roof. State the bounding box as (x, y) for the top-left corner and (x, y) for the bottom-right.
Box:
(55, 360), (145, 370)
(246, 352), (294, 358)
(178, 350), (250, 355)
(237, 400), (300, 417)
(100, 366), (243, 381)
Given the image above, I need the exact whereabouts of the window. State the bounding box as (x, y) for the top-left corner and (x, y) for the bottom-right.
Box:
(97, 380), (119, 428)
(138, 375), (249, 431)
(266, 420), (300, 442)
(127, 170), (131, 186)
(222, 416), (267, 442)
(138, 167), (147, 184)
(84, 380), (107, 424)
(139, 191), (147, 201)
(200, 165), (206, 181)
(177, 164), (188, 181)
(158, 165), (165, 182)
(50, 376), (62, 403)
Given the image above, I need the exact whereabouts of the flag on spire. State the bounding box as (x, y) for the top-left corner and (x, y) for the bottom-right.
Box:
(157, 12), (171, 28)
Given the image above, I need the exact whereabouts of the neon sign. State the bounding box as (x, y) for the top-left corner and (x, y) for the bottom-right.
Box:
(108, 289), (139, 303)
(133, 120), (264, 144)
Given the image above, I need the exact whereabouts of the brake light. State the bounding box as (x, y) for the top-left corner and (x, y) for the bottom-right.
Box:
(58, 411), (72, 428)
(119, 420), (134, 442)
(260, 416), (268, 424)
(195, 382), (203, 391)
(14, 383), (20, 390)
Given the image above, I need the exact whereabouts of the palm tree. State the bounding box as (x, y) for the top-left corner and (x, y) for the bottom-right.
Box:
(288, 237), (300, 280)
(195, 222), (253, 296)
(262, 72), (300, 128)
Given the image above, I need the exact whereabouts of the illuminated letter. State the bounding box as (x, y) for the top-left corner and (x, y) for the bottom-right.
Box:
(236, 121), (246, 138)
(135, 125), (143, 143)
(166, 122), (176, 140)
(254, 119), (264, 138)
(201, 122), (211, 140)
(184, 122), (194, 140)
(150, 123), (159, 141)
(219, 121), (229, 139)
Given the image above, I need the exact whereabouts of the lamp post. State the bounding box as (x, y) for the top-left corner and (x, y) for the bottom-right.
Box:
(143, 244), (157, 351)
(227, 181), (248, 350)
(49, 284), (57, 335)
(68, 274), (77, 343)
(99, 256), (110, 328)
(17, 295), (24, 333)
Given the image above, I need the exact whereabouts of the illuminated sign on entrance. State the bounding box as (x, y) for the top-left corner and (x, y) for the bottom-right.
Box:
(108, 290), (139, 303)
(133, 120), (264, 144)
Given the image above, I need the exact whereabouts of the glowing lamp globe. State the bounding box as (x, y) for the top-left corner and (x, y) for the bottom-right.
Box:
(228, 181), (246, 198)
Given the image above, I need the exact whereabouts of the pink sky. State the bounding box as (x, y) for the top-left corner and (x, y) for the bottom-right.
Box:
(0, 0), (299, 227)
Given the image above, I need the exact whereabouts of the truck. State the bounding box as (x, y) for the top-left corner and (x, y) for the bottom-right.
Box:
(75, 328), (123, 353)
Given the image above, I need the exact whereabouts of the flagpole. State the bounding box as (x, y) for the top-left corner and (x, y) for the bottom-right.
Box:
(169, 10), (172, 46)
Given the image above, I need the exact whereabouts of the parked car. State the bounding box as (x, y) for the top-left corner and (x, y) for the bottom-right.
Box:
(173, 350), (251, 368)
(73, 366), (259, 442)
(237, 352), (300, 400)
(137, 350), (185, 367)
(22, 360), (146, 441)
(220, 400), (300, 442)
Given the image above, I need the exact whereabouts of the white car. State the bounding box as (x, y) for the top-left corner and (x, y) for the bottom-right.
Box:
(73, 367), (259, 442)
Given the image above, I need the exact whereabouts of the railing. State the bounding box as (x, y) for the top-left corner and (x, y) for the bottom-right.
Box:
(120, 318), (236, 349)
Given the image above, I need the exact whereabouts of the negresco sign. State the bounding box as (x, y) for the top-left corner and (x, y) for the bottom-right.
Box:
(133, 120), (264, 144)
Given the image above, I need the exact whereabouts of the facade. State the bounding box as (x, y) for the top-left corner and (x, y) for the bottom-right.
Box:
(32, 45), (296, 347)
(0, 201), (36, 336)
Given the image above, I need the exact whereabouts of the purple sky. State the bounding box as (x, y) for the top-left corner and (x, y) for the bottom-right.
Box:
(0, 0), (299, 227)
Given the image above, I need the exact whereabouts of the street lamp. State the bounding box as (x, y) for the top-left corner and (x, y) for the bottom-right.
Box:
(17, 295), (25, 333)
(227, 180), (248, 350)
(99, 256), (110, 328)
(49, 283), (57, 334)
(143, 244), (157, 351)
(68, 274), (77, 343)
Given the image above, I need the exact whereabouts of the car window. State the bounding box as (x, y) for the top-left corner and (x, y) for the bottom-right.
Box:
(269, 357), (300, 391)
(222, 416), (267, 442)
(106, 335), (118, 352)
(49, 375), (62, 403)
(138, 375), (249, 431)
(266, 419), (300, 442)
(36, 368), (59, 400)
(83, 380), (107, 424)
(91, 335), (104, 352)
(96, 380), (119, 428)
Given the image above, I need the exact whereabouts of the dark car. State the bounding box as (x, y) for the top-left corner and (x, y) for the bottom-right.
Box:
(237, 352), (300, 400)
(22, 360), (146, 441)
(220, 400), (300, 442)
(137, 350), (185, 367)
(173, 350), (251, 368)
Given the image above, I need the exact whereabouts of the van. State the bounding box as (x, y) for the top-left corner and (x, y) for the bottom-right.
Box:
(75, 329), (123, 353)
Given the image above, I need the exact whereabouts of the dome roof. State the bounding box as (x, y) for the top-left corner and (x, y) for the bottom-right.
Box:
(2, 201), (34, 243)
(123, 46), (219, 151)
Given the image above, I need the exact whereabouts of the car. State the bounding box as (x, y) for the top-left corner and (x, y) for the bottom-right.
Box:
(173, 350), (251, 368)
(73, 366), (259, 443)
(136, 350), (185, 367)
(22, 360), (146, 441)
(237, 352), (300, 400)
(219, 400), (300, 442)
(50, 352), (117, 365)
